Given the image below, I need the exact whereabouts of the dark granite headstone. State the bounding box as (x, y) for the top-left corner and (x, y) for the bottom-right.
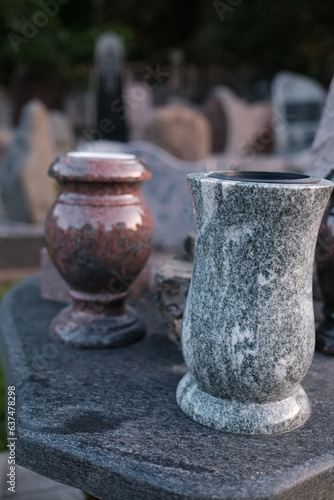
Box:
(95, 32), (128, 142)
(1, 276), (334, 499)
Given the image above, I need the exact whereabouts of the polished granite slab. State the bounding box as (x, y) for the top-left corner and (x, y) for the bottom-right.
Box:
(0, 275), (334, 500)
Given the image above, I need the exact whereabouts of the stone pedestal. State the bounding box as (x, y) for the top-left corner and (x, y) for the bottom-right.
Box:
(1, 276), (334, 499)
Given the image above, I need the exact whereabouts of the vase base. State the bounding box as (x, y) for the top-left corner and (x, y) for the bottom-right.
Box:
(50, 304), (145, 348)
(176, 373), (310, 435)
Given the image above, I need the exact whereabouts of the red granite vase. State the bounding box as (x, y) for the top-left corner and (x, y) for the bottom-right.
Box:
(45, 152), (153, 348)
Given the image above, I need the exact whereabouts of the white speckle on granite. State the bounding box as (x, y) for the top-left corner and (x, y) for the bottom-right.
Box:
(257, 270), (277, 286)
(230, 324), (254, 347)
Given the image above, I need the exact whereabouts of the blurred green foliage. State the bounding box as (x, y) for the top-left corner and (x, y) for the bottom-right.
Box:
(0, 0), (134, 87)
(0, 0), (333, 91)
(209, 0), (334, 86)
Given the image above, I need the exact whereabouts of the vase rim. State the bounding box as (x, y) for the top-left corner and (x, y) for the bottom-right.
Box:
(207, 171), (319, 184)
(49, 153), (151, 183)
(67, 152), (136, 160)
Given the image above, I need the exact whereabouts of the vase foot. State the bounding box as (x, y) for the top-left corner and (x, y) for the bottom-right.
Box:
(50, 303), (145, 348)
(176, 373), (310, 435)
(316, 320), (334, 356)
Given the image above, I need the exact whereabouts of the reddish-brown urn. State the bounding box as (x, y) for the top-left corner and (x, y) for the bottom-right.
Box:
(46, 152), (153, 296)
(45, 152), (153, 348)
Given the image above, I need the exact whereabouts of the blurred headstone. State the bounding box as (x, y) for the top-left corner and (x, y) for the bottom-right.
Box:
(124, 81), (153, 140)
(168, 49), (184, 94)
(64, 91), (96, 133)
(49, 110), (75, 156)
(202, 92), (227, 152)
(0, 87), (13, 129)
(1, 100), (56, 223)
(0, 88), (13, 172)
(143, 105), (211, 161)
(213, 86), (273, 156)
(309, 75), (334, 178)
(272, 71), (326, 155)
(0, 130), (12, 172)
(0, 221), (44, 269)
(95, 32), (128, 142)
(128, 141), (206, 248)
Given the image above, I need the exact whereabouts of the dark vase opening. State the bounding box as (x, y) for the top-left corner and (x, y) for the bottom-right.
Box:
(207, 171), (319, 184)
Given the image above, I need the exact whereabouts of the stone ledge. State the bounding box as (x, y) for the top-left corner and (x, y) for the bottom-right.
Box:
(0, 276), (334, 499)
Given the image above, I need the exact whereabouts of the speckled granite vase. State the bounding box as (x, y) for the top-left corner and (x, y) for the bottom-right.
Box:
(176, 171), (333, 435)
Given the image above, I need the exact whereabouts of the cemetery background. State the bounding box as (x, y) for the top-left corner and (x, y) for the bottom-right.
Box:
(0, 0), (334, 498)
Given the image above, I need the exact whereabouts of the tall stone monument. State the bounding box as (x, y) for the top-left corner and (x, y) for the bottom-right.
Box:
(95, 32), (128, 142)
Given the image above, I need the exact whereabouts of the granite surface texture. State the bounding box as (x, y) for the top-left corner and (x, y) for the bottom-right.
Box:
(178, 173), (333, 435)
(1, 276), (334, 499)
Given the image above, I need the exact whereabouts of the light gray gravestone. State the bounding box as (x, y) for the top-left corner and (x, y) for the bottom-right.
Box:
(272, 71), (326, 155)
(1, 99), (56, 223)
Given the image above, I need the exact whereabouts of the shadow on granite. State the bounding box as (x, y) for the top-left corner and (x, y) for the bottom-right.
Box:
(0, 276), (334, 500)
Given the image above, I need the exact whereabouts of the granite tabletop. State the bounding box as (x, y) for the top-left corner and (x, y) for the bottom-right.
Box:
(0, 275), (334, 500)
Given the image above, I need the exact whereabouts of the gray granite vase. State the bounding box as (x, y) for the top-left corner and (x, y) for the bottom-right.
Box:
(176, 171), (333, 435)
